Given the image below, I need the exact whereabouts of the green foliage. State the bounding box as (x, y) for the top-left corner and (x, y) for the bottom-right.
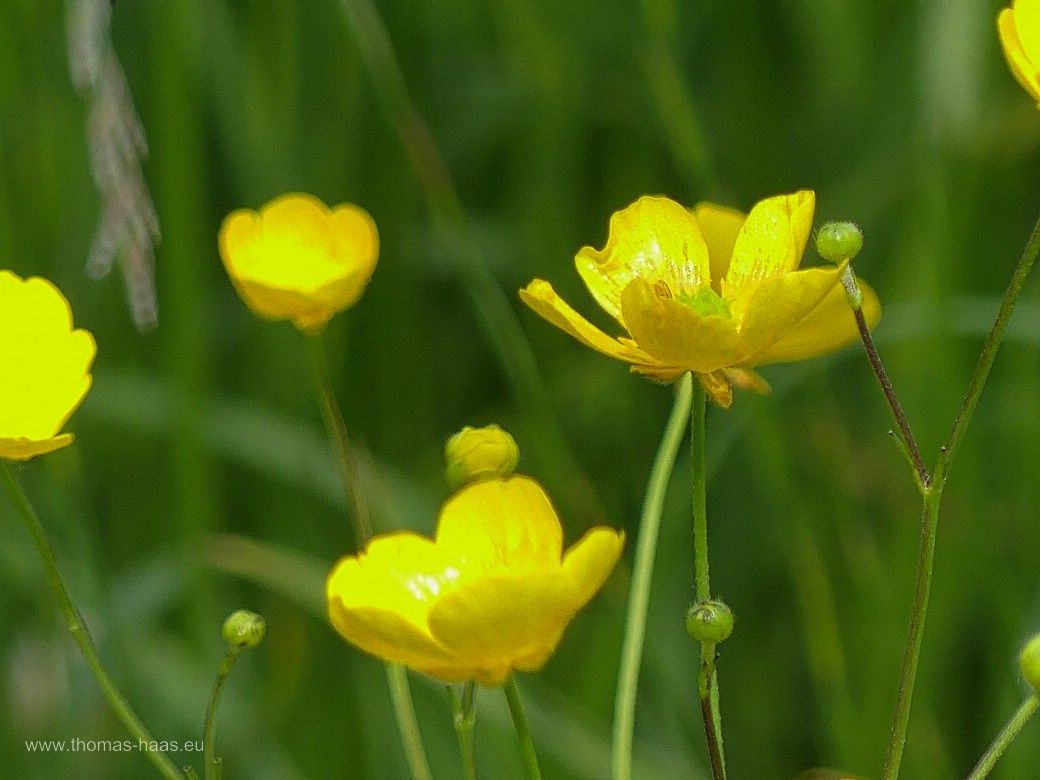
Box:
(2, 0), (1040, 777)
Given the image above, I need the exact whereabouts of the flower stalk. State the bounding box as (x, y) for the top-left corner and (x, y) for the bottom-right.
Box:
(966, 696), (1040, 780)
(0, 462), (183, 780)
(449, 682), (478, 780)
(504, 676), (542, 780)
(612, 373), (693, 779)
(305, 334), (431, 780)
(202, 647), (241, 780)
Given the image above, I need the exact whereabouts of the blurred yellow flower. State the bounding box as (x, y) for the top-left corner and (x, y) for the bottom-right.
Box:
(0, 271), (96, 460)
(326, 475), (624, 685)
(999, 0), (1040, 104)
(219, 193), (378, 331)
(520, 191), (880, 406)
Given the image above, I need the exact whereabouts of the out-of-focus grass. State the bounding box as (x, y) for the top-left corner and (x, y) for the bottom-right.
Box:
(1, 0), (1039, 777)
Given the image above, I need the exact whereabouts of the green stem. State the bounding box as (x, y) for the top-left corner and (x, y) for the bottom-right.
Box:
(880, 453), (946, 780)
(966, 696), (1040, 780)
(305, 335), (432, 780)
(449, 682), (478, 780)
(504, 676), (542, 780)
(306, 333), (371, 545)
(611, 373), (693, 780)
(0, 462), (183, 780)
(690, 382), (726, 780)
(202, 648), (242, 780)
(384, 663), (433, 780)
(945, 210), (1040, 466)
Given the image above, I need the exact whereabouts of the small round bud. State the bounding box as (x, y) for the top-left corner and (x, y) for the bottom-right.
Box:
(445, 425), (519, 489)
(816, 222), (864, 264)
(222, 610), (266, 650)
(1020, 633), (1040, 694)
(686, 599), (734, 644)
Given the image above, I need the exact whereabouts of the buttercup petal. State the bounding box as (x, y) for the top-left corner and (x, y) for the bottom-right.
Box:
(724, 190), (816, 299)
(575, 196), (711, 323)
(427, 572), (576, 685)
(736, 265), (844, 363)
(561, 527), (625, 608)
(620, 278), (742, 372)
(327, 603), (457, 672)
(694, 202), (745, 285)
(519, 280), (651, 364)
(436, 477), (563, 574)
(0, 434), (75, 461)
(1000, 8), (1040, 102)
(746, 277), (881, 365)
(1013, 0), (1040, 67)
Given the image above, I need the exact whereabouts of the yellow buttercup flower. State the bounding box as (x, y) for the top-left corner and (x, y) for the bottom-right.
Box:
(999, 0), (1040, 104)
(326, 475), (624, 686)
(219, 193), (378, 331)
(520, 191), (881, 406)
(0, 271), (96, 460)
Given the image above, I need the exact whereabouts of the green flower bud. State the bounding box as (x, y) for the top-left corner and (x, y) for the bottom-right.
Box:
(816, 222), (864, 264)
(445, 424), (519, 489)
(222, 610), (266, 650)
(1020, 633), (1040, 694)
(686, 599), (734, 644)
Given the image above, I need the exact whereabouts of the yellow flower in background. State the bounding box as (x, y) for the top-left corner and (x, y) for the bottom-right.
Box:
(219, 193), (378, 331)
(999, 0), (1040, 104)
(327, 475), (624, 686)
(0, 271), (96, 460)
(520, 191), (881, 407)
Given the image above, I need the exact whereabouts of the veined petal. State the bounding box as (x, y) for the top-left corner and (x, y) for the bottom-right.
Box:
(1014, 0), (1040, 67)
(746, 277), (881, 365)
(1000, 8), (1040, 102)
(620, 278), (742, 373)
(436, 477), (563, 574)
(519, 280), (650, 364)
(0, 434), (75, 461)
(561, 527), (625, 608)
(736, 265), (844, 362)
(693, 202), (745, 286)
(427, 573), (576, 685)
(723, 190), (816, 298)
(575, 196), (711, 323)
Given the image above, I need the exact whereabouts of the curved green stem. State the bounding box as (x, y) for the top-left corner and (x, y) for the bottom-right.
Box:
(202, 648), (242, 780)
(880, 454), (945, 780)
(690, 382), (726, 780)
(0, 462), (183, 780)
(449, 682), (478, 780)
(966, 695), (1040, 780)
(306, 333), (371, 545)
(504, 676), (542, 780)
(611, 373), (693, 780)
(305, 334), (431, 780)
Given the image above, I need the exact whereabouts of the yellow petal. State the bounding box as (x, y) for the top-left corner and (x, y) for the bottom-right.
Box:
(746, 276), (881, 365)
(427, 572), (576, 685)
(0, 434), (75, 461)
(1000, 8), (1040, 102)
(561, 527), (625, 608)
(619, 278), (742, 372)
(575, 196), (711, 324)
(693, 202), (745, 286)
(436, 477), (563, 574)
(1014, 0), (1040, 67)
(723, 190), (816, 298)
(736, 265), (844, 362)
(519, 279), (651, 364)
(697, 371), (733, 408)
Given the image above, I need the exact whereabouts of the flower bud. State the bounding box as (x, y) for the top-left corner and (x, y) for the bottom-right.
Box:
(1020, 633), (1040, 694)
(222, 610), (266, 650)
(816, 222), (864, 264)
(445, 425), (520, 489)
(686, 599), (734, 644)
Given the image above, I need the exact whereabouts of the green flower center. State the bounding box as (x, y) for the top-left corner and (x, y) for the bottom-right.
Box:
(678, 287), (732, 319)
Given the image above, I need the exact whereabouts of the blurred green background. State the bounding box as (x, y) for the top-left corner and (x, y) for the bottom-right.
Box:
(2, 0), (1040, 777)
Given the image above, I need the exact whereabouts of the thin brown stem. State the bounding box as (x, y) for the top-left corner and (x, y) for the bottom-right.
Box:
(698, 654), (726, 780)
